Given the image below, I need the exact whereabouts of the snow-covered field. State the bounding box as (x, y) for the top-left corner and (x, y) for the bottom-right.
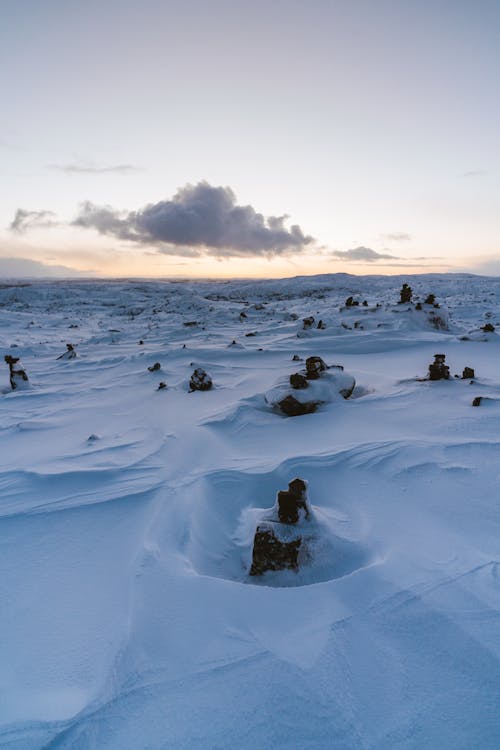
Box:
(1, 273), (499, 749)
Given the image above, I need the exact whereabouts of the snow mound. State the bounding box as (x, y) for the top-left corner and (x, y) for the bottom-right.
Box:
(265, 366), (355, 415)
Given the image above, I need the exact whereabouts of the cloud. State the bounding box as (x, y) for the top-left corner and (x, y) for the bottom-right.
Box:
(48, 162), (142, 174)
(331, 246), (399, 262)
(461, 169), (487, 178)
(9, 209), (58, 233)
(73, 181), (313, 257)
(0, 257), (82, 278)
(383, 232), (412, 242)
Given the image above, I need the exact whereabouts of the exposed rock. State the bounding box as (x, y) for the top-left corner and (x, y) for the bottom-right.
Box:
(415, 302), (423, 311)
(183, 321), (199, 327)
(189, 367), (213, 391)
(158, 381), (167, 390)
(278, 478), (310, 523)
(472, 396), (482, 406)
(428, 353), (450, 381)
(317, 319), (326, 329)
(250, 478), (312, 576)
(139, 340), (144, 345)
(148, 362), (161, 372)
(276, 394), (318, 416)
(292, 354), (302, 361)
(265, 359), (355, 415)
(290, 372), (309, 389)
(4, 354), (29, 390)
(57, 343), (77, 360)
(250, 526), (302, 575)
(245, 331), (257, 337)
(462, 367), (475, 379)
(424, 294), (436, 305)
(362, 300), (368, 307)
(345, 296), (359, 307)
(302, 316), (315, 330)
(399, 283), (413, 304)
(428, 311), (448, 330)
(305, 356), (327, 379)
(481, 323), (495, 333)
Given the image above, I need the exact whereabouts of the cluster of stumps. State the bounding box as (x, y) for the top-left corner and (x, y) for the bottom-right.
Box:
(427, 354), (474, 382)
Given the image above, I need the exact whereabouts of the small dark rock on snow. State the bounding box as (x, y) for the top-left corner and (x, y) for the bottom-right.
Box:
(4, 354), (29, 390)
(399, 283), (413, 304)
(290, 372), (309, 389)
(428, 353), (450, 381)
(305, 356), (327, 380)
(277, 394), (317, 416)
(189, 367), (213, 391)
(57, 343), (77, 360)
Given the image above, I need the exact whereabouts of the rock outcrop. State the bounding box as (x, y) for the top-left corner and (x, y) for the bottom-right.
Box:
(265, 356), (355, 416)
(250, 478), (312, 576)
(57, 343), (77, 360)
(189, 367), (213, 391)
(399, 283), (413, 304)
(4, 355), (29, 390)
(428, 353), (450, 381)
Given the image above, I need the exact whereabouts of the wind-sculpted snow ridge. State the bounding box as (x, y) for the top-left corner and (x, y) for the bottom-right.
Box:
(1, 274), (500, 749)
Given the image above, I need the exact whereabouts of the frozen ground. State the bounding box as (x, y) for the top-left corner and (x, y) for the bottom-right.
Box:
(0, 272), (499, 749)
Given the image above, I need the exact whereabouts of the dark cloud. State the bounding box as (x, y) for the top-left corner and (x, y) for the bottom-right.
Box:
(48, 162), (142, 174)
(383, 232), (412, 242)
(331, 246), (399, 262)
(9, 209), (58, 233)
(73, 181), (313, 257)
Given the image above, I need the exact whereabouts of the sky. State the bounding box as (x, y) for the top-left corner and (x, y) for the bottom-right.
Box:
(1, 0), (499, 278)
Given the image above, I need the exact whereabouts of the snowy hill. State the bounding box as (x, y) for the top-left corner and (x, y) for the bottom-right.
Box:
(1, 273), (499, 749)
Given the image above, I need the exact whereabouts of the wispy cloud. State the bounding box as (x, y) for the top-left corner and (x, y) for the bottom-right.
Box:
(9, 209), (58, 233)
(331, 246), (399, 262)
(461, 169), (488, 178)
(73, 181), (314, 258)
(383, 232), (412, 242)
(48, 162), (143, 175)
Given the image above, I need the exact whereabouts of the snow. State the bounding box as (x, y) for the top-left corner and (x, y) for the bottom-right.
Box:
(0, 273), (499, 749)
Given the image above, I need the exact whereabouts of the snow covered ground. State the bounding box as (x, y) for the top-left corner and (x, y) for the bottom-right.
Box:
(0, 273), (499, 749)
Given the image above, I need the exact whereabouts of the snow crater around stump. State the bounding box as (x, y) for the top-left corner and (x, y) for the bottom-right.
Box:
(185, 472), (372, 588)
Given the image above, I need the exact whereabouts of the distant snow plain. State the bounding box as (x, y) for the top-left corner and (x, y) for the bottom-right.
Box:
(0, 273), (499, 749)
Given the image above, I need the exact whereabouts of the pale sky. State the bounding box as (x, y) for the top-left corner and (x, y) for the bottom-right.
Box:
(1, 0), (499, 277)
